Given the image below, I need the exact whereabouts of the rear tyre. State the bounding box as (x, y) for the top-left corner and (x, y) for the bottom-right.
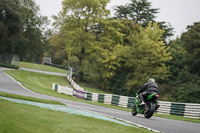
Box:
(132, 104), (137, 116)
(144, 103), (155, 118)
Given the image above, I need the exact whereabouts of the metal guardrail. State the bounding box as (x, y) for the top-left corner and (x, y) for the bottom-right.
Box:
(157, 101), (200, 119)
(52, 74), (200, 119)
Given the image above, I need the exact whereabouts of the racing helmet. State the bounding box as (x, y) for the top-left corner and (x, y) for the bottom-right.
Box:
(148, 78), (155, 83)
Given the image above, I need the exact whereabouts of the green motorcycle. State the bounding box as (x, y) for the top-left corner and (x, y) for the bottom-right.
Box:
(132, 92), (160, 118)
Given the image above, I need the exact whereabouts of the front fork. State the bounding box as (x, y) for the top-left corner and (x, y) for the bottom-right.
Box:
(135, 95), (144, 114)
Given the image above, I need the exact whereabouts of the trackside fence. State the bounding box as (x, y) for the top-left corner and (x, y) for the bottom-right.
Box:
(0, 52), (19, 66)
(157, 101), (200, 119)
(52, 74), (200, 119)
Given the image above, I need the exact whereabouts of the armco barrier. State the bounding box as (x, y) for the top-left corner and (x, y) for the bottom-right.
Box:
(52, 84), (135, 108)
(128, 97), (135, 108)
(84, 93), (200, 119)
(111, 95), (120, 106)
(184, 103), (200, 119)
(98, 94), (104, 103)
(66, 75), (84, 91)
(74, 89), (87, 99)
(119, 96), (129, 108)
(84, 92), (135, 108)
(87, 92), (92, 101)
(157, 101), (200, 119)
(54, 74), (200, 119)
(92, 93), (99, 102)
(52, 83), (73, 96)
(157, 101), (171, 115)
(104, 94), (112, 105)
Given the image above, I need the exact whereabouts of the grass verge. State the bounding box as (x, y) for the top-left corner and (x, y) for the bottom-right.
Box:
(0, 99), (151, 133)
(0, 91), (64, 105)
(78, 82), (112, 94)
(19, 62), (109, 93)
(19, 61), (68, 74)
(4, 70), (200, 123)
(154, 113), (200, 123)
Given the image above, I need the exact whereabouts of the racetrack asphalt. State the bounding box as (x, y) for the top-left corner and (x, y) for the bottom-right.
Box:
(0, 67), (199, 133)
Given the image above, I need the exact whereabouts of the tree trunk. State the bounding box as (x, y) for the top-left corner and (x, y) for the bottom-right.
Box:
(76, 71), (83, 82)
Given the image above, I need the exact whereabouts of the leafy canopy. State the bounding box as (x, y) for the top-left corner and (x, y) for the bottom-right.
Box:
(126, 23), (172, 88)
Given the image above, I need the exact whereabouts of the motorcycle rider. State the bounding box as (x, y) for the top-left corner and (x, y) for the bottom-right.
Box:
(137, 78), (159, 105)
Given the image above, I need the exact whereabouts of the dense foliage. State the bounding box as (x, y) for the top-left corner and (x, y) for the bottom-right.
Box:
(114, 0), (173, 41)
(0, 0), (50, 61)
(50, 0), (172, 96)
(168, 22), (200, 103)
(49, 0), (199, 103)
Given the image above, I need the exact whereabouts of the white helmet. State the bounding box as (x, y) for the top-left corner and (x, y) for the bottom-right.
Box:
(148, 78), (155, 83)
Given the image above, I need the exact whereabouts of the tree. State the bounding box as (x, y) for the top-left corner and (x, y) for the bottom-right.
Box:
(168, 38), (187, 80)
(166, 22), (200, 103)
(125, 23), (172, 92)
(0, 0), (50, 62)
(114, 0), (173, 41)
(52, 0), (173, 95)
(48, 33), (68, 65)
(16, 0), (50, 61)
(0, 21), (7, 52)
(0, 0), (23, 53)
(115, 0), (158, 26)
(114, 5), (130, 19)
(55, 0), (126, 82)
(181, 22), (200, 74)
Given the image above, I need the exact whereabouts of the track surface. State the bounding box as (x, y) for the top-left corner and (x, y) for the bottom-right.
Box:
(0, 67), (199, 133)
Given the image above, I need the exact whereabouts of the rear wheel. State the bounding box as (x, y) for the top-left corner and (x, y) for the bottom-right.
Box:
(132, 104), (137, 116)
(144, 102), (155, 118)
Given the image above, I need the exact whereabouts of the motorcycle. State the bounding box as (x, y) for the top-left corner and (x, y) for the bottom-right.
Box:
(131, 92), (160, 118)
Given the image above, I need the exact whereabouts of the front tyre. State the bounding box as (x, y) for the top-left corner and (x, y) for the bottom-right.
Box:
(144, 103), (155, 118)
(132, 104), (137, 116)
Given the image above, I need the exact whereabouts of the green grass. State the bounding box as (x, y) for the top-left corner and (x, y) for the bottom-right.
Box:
(19, 61), (68, 74)
(4, 70), (70, 94)
(19, 62), (109, 94)
(78, 82), (112, 94)
(154, 113), (200, 123)
(0, 99), (151, 133)
(4, 70), (200, 123)
(0, 91), (64, 105)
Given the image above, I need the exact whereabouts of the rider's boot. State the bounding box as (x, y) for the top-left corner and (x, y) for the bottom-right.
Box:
(139, 93), (145, 105)
(140, 101), (145, 105)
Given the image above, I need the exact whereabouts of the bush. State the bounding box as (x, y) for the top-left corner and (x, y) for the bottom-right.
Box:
(0, 63), (19, 69)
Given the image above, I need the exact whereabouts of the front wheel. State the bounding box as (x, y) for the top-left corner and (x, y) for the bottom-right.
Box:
(144, 102), (155, 118)
(132, 104), (137, 116)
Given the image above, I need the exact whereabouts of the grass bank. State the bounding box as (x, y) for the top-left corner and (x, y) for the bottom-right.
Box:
(154, 113), (200, 123)
(0, 99), (151, 133)
(19, 61), (68, 74)
(19, 62), (109, 93)
(78, 82), (112, 94)
(0, 91), (64, 105)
